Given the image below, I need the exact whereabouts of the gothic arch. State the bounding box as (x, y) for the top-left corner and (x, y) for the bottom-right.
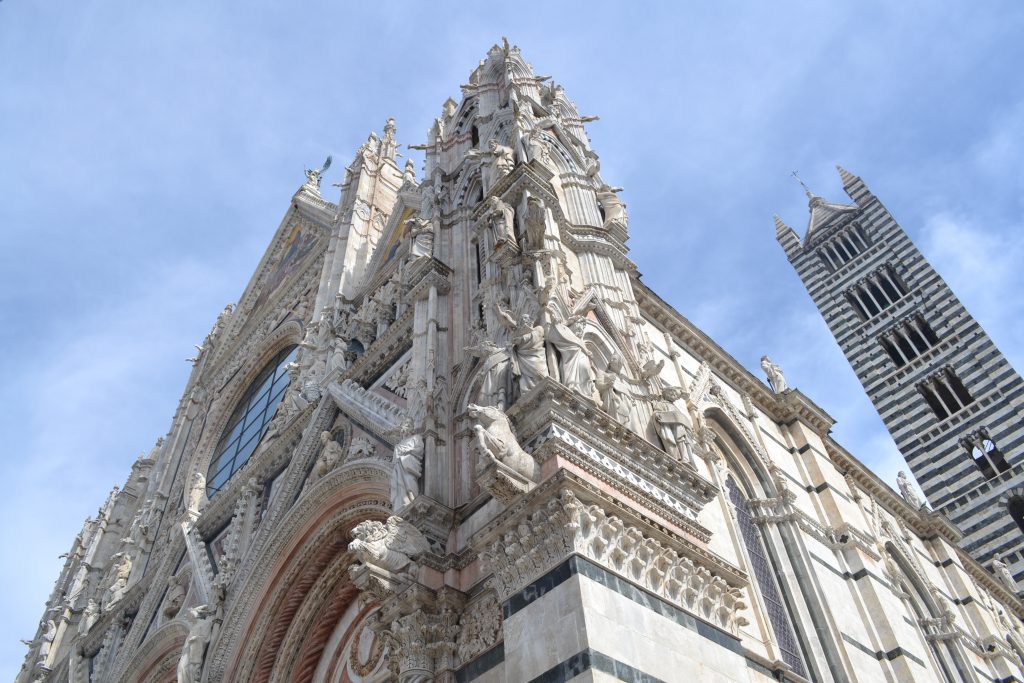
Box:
(116, 622), (187, 683)
(707, 412), (850, 681)
(184, 321), (303, 501)
(205, 467), (391, 682)
(884, 541), (975, 682)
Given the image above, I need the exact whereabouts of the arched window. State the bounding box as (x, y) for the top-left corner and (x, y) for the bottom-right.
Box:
(888, 546), (972, 682)
(725, 474), (808, 677)
(1009, 496), (1024, 535)
(206, 345), (298, 498)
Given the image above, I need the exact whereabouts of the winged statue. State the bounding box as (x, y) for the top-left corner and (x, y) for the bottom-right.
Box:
(304, 155), (332, 189)
(348, 516), (430, 574)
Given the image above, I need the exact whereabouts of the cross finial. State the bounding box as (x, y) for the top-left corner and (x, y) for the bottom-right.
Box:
(791, 170), (813, 198)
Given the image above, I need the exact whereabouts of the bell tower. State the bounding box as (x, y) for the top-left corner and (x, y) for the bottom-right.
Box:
(778, 166), (1024, 585)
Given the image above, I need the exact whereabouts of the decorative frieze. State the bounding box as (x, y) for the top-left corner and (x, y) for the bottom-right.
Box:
(476, 487), (750, 635)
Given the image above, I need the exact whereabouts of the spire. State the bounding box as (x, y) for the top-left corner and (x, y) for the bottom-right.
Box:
(774, 214), (793, 238)
(836, 164), (859, 188)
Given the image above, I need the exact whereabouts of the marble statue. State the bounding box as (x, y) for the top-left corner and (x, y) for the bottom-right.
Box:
(390, 420), (424, 512)
(896, 471), (923, 509)
(186, 471), (206, 519)
(311, 431), (344, 483)
(348, 516), (431, 575)
(761, 355), (788, 393)
(596, 184), (626, 227)
(408, 216), (435, 259)
(495, 304), (548, 395)
(595, 356), (633, 427)
(78, 599), (99, 636)
(104, 550), (134, 608)
(545, 305), (596, 400)
(468, 403), (538, 481)
(993, 555), (1019, 592)
(466, 338), (512, 410)
(483, 196), (516, 248)
(381, 118), (397, 159)
(652, 386), (693, 460)
(304, 155), (332, 190)
(37, 620), (56, 665)
(523, 195), (547, 251)
(177, 605), (214, 683)
(162, 575), (186, 619)
(470, 139), (515, 192)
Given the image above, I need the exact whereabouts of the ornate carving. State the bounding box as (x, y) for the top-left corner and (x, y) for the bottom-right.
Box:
(348, 517), (431, 576)
(469, 403), (538, 482)
(456, 592), (502, 665)
(349, 620), (385, 676)
(479, 489), (749, 634)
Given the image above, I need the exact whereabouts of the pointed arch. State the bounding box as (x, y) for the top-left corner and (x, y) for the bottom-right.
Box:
(884, 541), (975, 682)
(706, 411), (849, 681)
(205, 464), (391, 682)
(115, 621), (187, 683)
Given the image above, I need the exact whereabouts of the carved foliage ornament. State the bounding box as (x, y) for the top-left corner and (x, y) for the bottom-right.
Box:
(480, 490), (749, 634)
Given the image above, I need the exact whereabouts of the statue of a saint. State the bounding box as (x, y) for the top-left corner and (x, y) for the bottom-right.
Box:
(310, 431), (344, 484)
(994, 554), (1019, 593)
(595, 356), (634, 428)
(483, 196), (516, 248)
(761, 355), (789, 393)
(545, 306), (596, 400)
(104, 550), (134, 608)
(37, 619), (56, 665)
(390, 420), (424, 512)
(652, 386), (694, 462)
(186, 471), (206, 519)
(177, 605), (214, 683)
(896, 471), (923, 509)
(470, 139), (515, 193)
(495, 305), (548, 396)
(523, 196), (547, 252)
(596, 185), (627, 228)
(466, 338), (512, 410)
(78, 598), (99, 636)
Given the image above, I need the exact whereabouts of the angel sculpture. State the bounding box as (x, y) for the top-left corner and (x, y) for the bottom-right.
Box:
(348, 516), (431, 575)
(304, 155), (333, 190)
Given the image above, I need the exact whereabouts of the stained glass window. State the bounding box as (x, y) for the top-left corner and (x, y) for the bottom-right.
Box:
(206, 345), (298, 498)
(726, 475), (808, 677)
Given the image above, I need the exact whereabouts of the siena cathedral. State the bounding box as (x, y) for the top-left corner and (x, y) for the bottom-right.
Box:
(19, 41), (1024, 683)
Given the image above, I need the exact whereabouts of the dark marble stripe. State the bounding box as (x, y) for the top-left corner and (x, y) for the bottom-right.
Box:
(527, 647), (668, 683)
(503, 555), (744, 657)
(455, 643), (504, 683)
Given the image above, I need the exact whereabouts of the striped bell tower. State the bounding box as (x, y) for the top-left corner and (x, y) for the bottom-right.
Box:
(777, 166), (1024, 587)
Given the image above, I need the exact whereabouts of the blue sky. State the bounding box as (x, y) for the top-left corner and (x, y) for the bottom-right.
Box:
(2, 2), (1023, 676)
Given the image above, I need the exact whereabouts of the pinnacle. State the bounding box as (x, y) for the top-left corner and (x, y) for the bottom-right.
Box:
(774, 214), (794, 237)
(836, 164), (858, 187)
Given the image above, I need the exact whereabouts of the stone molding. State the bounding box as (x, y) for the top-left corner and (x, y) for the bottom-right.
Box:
(473, 481), (750, 636)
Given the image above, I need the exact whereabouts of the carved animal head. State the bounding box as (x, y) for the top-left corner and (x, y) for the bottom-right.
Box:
(467, 403), (503, 426)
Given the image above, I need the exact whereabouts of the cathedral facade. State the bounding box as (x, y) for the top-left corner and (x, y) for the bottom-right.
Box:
(19, 42), (1024, 683)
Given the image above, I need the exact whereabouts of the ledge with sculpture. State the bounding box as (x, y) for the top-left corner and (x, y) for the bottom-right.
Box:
(498, 377), (717, 536)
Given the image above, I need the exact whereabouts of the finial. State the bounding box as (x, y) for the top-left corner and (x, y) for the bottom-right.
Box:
(790, 170), (814, 199)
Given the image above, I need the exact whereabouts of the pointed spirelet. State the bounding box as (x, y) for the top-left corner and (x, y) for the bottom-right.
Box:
(836, 164), (860, 188)
(774, 213), (790, 236)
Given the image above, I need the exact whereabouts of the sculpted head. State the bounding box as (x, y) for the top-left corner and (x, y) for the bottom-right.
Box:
(488, 138), (499, 152)
(320, 431), (331, 445)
